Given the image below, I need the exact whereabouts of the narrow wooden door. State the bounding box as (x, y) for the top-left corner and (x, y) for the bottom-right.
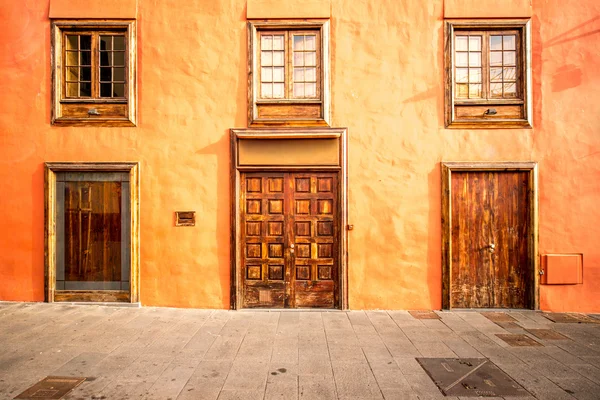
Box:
(240, 172), (339, 308)
(450, 171), (531, 308)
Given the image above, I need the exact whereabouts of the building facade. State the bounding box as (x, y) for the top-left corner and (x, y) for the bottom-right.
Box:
(0, 0), (599, 311)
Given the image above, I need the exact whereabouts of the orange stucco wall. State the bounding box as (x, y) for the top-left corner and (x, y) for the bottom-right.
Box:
(1, 0), (599, 311)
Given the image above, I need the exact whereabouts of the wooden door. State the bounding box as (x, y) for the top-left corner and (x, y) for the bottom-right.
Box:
(450, 171), (532, 308)
(240, 172), (339, 308)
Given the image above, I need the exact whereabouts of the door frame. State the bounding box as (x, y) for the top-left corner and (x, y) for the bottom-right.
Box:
(45, 162), (140, 303)
(441, 161), (539, 310)
(230, 128), (348, 310)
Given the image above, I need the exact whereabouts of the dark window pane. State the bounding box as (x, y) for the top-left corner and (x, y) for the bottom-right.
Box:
(113, 36), (125, 50)
(100, 51), (111, 67)
(81, 67), (91, 82)
(113, 52), (125, 66)
(113, 67), (125, 82)
(100, 67), (112, 82)
(100, 36), (112, 50)
(100, 83), (112, 97)
(113, 83), (125, 97)
(66, 35), (78, 50)
(80, 35), (91, 50)
(80, 82), (91, 97)
(80, 51), (91, 66)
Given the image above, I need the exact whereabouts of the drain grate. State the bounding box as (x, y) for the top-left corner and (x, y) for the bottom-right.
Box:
(416, 358), (529, 397)
(496, 333), (542, 347)
(14, 376), (86, 400)
(525, 329), (568, 340)
(409, 310), (440, 319)
(543, 313), (600, 324)
(480, 312), (517, 323)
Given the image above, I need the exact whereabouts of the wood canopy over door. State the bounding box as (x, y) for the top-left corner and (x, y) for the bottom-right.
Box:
(45, 163), (140, 303)
(442, 162), (538, 310)
(241, 172), (339, 308)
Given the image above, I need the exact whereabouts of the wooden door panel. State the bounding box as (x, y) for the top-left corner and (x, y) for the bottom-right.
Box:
(451, 171), (530, 308)
(240, 172), (338, 309)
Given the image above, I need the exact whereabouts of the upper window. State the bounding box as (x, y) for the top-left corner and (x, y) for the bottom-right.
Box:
(248, 21), (330, 127)
(51, 21), (136, 126)
(445, 20), (531, 128)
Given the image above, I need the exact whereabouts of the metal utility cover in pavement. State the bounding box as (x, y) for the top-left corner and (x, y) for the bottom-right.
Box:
(14, 376), (85, 400)
(409, 310), (440, 319)
(417, 358), (529, 397)
(480, 312), (517, 323)
(543, 313), (600, 324)
(526, 329), (568, 340)
(496, 334), (543, 347)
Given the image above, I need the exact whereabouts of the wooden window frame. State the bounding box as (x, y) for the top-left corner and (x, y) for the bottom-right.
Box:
(45, 162), (140, 303)
(51, 20), (137, 126)
(441, 161), (539, 310)
(248, 20), (330, 127)
(444, 20), (532, 129)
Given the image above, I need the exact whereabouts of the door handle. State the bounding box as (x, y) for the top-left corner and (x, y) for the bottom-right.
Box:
(489, 243), (495, 253)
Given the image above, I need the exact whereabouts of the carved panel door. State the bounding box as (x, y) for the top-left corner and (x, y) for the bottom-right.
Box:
(241, 172), (339, 308)
(450, 171), (531, 308)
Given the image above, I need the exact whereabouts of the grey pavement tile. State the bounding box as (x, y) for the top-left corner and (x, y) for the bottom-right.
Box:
(204, 334), (246, 361)
(378, 387), (419, 399)
(144, 357), (199, 400)
(499, 363), (577, 400)
(362, 345), (395, 366)
(412, 341), (457, 358)
(50, 351), (109, 377)
(328, 344), (367, 362)
(217, 389), (265, 399)
(177, 360), (232, 400)
(322, 312), (353, 330)
(387, 311), (426, 328)
(384, 340), (421, 358)
(117, 353), (173, 383)
(299, 353), (333, 376)
(568, 363), (600, 384)
(325, 328), (360, 347)
(540, 344), (587, 365)
(549, 377), (600, 400)
(441, 338), (483, 358)
(370, 363), (411, 390)
(299, 374), (337, 399)
(268, 363), (298, 382)
(400, 326), (446, 343)
(404, 372), (447, 399)
(271, 343), (299, 364)
(265, 380), (299, 400)
(222, 359), (269, 391)
(394, 357), (427, 375)
(88, 379), (155, 400)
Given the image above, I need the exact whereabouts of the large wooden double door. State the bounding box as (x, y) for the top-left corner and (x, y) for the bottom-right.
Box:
(241, 172), (339, 308)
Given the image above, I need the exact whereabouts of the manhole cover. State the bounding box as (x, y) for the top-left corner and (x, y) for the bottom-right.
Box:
(496, 334), (542, 347)
(480, 312), (517, 323)
(543, 313), (600, 324)
(409, 310), (440, 319)
(14, 376), (86, 400)
(416, 358), (529, 397)
(525, 329), (568, 340)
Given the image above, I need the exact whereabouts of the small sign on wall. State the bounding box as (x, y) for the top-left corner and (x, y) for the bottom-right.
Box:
(175, 211), (195, 227)
(541, 254), (583, 284)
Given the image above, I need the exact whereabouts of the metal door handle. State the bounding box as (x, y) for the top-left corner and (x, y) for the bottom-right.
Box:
(290, 249), (294, 254)
(290, 244), (294, 248)
(489, 243), (495, 253)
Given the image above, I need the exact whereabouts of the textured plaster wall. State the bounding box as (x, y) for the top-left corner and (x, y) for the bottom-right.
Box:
(0, 0), (598, 311)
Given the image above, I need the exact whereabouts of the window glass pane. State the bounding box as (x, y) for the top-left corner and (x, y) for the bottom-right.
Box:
(273, 35), (284, 50)
(80, 35), (91, 50)
(81, 67), (91, 82)
(81, 51), (91, 66)
(305, 67), (316, 81)
(294, 67), (304, 81)
(305, 52), (316, 66)
(66, 83), (78, 97)
(455, 52), (468, 67)
(293, 35), (304, 51)
(305, 83), (316, 97)
(113, 83), (125, 97)
(294, 52), (304, 66)
(261, 83), (273, 98)
(66, 51), (79, 66)
(490, 36), (502, 51)
(503, 35), (516, 50)
(66, 67), (79, 81)
(468, 36), (481, 51)
(294, 83), (304, 97)
(113, 52), (125, 66)
(455, 36), (468, 51)
(273, 51), (284, 66)
(100, 51), (111, 67)
(273, 83), (284, 98)
(305, 35), (316, 50)
(455, 83), (468, 98)
(101, 83), (112, 97)
(504, 51), (516, 65)
(469, 68), (481, 83)
(113, 67), (125, 82)
(468, 83), (481, 98)
(490, 83), (503, 98)
(490, 51), (502, 66)
(100, 67), (112, 82)
(113, 36), (125, 51)
(455, 68), (468, 83)
(504, 67), (516, 81)
(80, 82), (91, 97)
(261, 51), (272, 66)
(273, 67), (284, 82)
(490, 67), (503, 82)
(504, 82), (517, 97)
(66, 35), (78, 50)
(100, 36), (112, 50)
(468, 52), (481, 67)
(261, 67), (273, 82)
(261, 35), (273, 50)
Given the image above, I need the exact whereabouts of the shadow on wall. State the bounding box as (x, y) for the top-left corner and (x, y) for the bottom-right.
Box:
(195, 132), (231, 309)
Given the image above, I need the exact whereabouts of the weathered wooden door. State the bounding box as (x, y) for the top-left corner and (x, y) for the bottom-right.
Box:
(450, 171), (532, 308)
(241, 172), (338, 308)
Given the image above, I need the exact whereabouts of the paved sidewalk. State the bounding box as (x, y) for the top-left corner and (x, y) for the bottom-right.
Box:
(0, 303), (599, 400)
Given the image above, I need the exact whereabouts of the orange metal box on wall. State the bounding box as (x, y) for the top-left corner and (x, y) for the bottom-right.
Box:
(0, 0), (598, 312)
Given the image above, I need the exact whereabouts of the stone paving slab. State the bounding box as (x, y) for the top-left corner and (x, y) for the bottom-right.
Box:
(0, 303), (599, 399)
